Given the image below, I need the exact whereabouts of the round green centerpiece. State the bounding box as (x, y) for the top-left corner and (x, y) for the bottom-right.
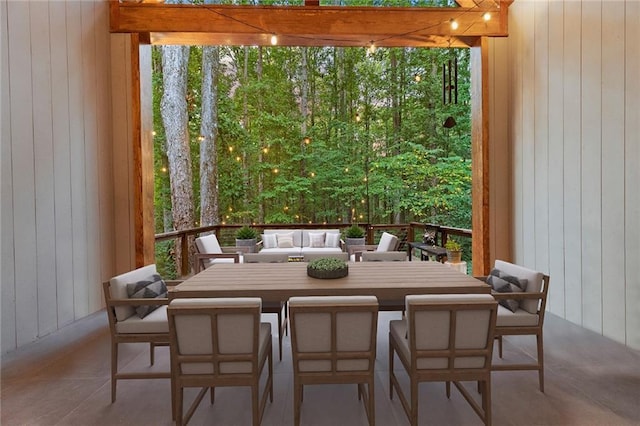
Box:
(307, 257), (349, 279)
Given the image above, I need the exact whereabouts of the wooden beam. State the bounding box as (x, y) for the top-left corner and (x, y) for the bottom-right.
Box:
(132, 34), (155, 268)
(111, 3), (508, 47)
(470, 37), (491, 275)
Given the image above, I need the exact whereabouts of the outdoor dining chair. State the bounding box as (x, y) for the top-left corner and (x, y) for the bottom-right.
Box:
(168, 297), (273, 426)
(289, 295), (379, 426)
(389, 294), (497, 426)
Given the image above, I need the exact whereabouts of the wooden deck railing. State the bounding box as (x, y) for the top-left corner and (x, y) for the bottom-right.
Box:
(155, 222), (472, 278)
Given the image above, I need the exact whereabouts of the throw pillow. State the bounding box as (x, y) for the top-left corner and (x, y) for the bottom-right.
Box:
(325, 233), (341, 248)
(276, 233), (295, 248)
(126, 274), (168, 319)
(262, 233), (277, 249)
(309, 232), (326, 248)
(486, 268), (528, 313)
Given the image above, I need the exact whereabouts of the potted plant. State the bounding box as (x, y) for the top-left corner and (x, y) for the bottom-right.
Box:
(307, 257), (349, 279)
(444, 238), (462, 263)
(236, 225), (258, 253)
(344, 224), (366, 251)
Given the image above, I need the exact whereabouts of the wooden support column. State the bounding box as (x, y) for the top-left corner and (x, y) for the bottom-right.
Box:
(470, 36), (491, 275)
(132, 34), (155, 267)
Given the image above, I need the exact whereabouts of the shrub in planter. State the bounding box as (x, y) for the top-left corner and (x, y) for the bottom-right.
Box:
(307, 257), (349, 279)
(444, 238), (462, 263)
(236, 225), (258, 253)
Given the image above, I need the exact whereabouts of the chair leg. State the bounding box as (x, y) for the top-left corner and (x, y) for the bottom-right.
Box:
(446, 381), (451, 398)
(111, 341), (118, 403)
(210, 387), (215, 404)
(482, 379), (492, 426)
(368, 380), (375, 426)
(293, 381), (302, 426)
(277, 310), (283, 361)
(175, 386), (184, 426)
(537, 332), (545, 393)
(410, 376), (419, 426)
(252, 382), (260, 426)
(389, 341), (395, 399)
(498, 335), (503, 358)
(150, 342), (155, 365)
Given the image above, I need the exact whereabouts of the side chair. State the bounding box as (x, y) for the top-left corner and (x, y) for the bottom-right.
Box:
(389, 294), (497, 426)
(349, 231), (399, 261)
(289, 295), (379, 426)
(167, 297), (273, 426)
(480, 259), (550, 392)
(103, 264), (178, 403)
(244, 252), (290, 361)
(194, 233), (248, 273)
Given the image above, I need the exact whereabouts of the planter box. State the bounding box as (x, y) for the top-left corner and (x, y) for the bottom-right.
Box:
(236, 238), (258, 253)
(307, 265), (349, 279)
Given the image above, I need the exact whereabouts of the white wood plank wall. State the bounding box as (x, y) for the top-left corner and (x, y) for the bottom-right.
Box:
(488, 0), (640, 349)
(1, 0), (132, 354)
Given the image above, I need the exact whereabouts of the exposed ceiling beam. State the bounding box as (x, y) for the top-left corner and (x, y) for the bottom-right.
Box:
(110, 2), (509, 48)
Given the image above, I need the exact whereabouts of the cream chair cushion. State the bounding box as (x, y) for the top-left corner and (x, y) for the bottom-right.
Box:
(495, 260), (544, 313)
(390, 294), (495, 369)
(170, 297), (270, 374)
(361, 251), (406, 262)
(116, 305), (169, 334)
(110, 264), (158, 322)
(495, 305), (540, 327)
(289, 296), (377, 372)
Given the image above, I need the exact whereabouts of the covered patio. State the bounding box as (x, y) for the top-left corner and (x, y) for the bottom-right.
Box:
(2, 311), (639, 425)
(2, 0), (639, 424)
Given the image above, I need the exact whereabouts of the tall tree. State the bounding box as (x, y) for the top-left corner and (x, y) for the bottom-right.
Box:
(199, 44), (220, 226)
(160, 42), (194, 269)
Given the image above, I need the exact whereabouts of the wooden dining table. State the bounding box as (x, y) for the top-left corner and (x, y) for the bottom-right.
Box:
(171, 261), (490, 302)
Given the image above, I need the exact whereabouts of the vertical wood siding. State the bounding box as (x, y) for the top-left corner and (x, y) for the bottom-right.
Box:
(489, 0), (640, 349)
(0, 0), (126, 353)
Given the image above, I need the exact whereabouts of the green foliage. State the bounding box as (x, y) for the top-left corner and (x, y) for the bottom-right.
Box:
(445, 238), (462, 252)
(345, 224), (365, 238)
(236, 225), (258, 240)
(307, 257), (348, 271)
(153, 45), (473, 243)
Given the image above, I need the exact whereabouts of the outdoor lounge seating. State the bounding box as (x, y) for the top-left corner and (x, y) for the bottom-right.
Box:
(389, 294), (497, 426)
(259, 229), (344, 257)
(483, 260), (550, 392)
(289, 295), (378, 426)
(349, 231), (400, 261)
(194, 233), (248, 272)
(167, 297), (273, 426)
(102, 264), (175, 403)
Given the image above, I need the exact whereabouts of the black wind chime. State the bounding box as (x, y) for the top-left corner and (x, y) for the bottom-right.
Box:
(442, 55), (458, 105)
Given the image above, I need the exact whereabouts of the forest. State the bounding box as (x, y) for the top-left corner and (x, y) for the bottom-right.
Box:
(152, 45), (473, 235)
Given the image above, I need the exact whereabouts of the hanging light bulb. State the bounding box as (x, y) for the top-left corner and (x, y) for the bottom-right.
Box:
(270, 34), (278, 45)
(483, 12), (491, 21)
(414, 73), (421, 82)
(450, 19), (459, 30)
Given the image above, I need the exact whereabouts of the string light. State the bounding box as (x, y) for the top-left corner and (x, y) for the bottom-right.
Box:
(270, 34), (278, 45)
(483, 12), (491, 21)
(367, 41), (376, 54)
(303, 136), (311, 144)
(450, 19), (459, 30)
(355, 113), (361, 122)
(414, 73), (421, 82)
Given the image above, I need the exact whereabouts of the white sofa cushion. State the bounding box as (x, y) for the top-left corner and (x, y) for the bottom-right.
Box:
(261, 233), (277, 249)
(308, 232), (326, 248)
(325, 232), (341, 248)
(276, 232), (295, 248)
(264, 229), (303, 247)
(195, 234), (222, 254)
(376, 232), (398, 252)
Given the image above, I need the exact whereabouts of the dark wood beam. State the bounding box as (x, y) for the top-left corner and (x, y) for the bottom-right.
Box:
(110, 2), (509, 48)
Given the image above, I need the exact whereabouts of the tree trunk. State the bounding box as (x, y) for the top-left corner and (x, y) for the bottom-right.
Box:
(200, 45), (220, 227)
(299, 47), (309, 217)
(257, 46), (265, 223)
(160, 43), (194, 271)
